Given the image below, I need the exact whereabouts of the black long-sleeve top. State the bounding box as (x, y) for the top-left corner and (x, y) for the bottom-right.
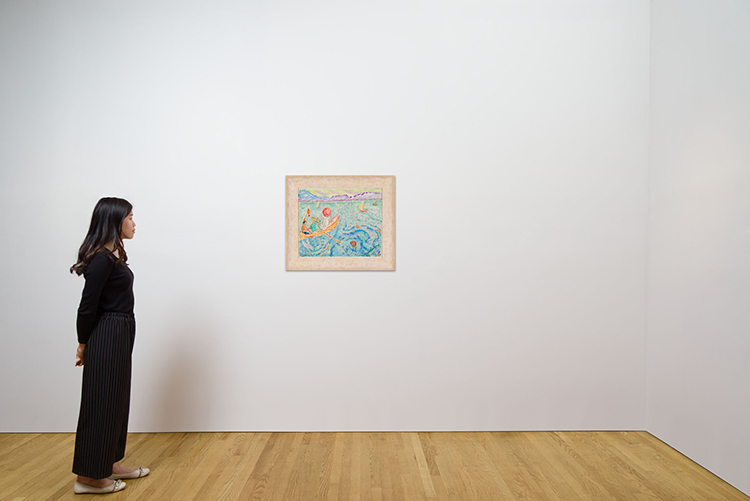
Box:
(76, 250), (135, 344)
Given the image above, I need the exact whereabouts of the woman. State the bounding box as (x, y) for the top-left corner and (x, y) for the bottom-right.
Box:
(70, 197), (149, 494)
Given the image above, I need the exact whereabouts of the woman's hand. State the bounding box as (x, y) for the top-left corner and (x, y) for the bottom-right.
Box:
(75, 344), (86, 366)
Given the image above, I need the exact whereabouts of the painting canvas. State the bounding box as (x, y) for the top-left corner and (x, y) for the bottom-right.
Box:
(286, 176), (395, 270)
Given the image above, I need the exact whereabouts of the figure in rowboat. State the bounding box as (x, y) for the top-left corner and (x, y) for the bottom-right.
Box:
(300, 209), (324, 233)
(300, 209), (313, 234)
(300, 208), (341, 243)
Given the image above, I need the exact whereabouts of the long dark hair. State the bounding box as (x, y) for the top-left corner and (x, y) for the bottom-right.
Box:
(70, 197), (132, 275)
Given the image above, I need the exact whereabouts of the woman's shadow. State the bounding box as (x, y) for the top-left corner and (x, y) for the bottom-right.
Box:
(145, 310), (216, 432)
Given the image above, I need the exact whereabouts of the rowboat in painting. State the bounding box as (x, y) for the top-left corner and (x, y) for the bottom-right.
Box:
(299, 215), (340, 241)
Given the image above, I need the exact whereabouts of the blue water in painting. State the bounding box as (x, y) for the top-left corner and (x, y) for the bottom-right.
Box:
(298, 201), (383, 257)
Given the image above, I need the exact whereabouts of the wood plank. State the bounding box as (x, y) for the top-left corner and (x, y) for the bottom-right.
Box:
(213, 432), (271, 501)
(326, 433), (346, 501)
(430, 433), (472, 499)
(409, 432), (437, 499)
(452, 432), (517, 500)
(417, 432), (451, 500)
(482, 431), (566, 501)
(522, 432), (592, 500)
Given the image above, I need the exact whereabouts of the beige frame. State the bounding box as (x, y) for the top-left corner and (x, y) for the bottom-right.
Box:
(286, 175), (395, 270)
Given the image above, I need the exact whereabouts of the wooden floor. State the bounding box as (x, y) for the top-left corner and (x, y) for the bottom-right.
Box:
(0, 432), (747, 500)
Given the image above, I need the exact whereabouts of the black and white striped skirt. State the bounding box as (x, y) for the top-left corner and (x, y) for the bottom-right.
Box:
(72, 312), (136, 479)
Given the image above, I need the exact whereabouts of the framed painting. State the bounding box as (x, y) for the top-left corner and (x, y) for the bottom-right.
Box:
(286, 175), (395, 270)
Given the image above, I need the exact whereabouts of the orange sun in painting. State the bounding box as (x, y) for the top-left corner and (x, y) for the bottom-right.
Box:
(350, 241), (357, 247)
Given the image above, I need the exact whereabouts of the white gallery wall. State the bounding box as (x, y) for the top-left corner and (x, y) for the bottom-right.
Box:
(647, 0), (750, 494)
(0, 0), (649, 433)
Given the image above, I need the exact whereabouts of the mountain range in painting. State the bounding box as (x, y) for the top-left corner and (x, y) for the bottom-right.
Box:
(298, 190), (381, 202)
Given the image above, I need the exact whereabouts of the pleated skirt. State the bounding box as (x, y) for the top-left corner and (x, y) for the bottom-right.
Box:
(72, 312), (136, 479)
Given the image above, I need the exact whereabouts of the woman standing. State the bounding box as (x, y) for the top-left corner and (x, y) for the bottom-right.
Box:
(70, 197), (149, 495)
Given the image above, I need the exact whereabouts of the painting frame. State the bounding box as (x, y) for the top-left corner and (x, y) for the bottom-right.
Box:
(286, 175), (395, 270)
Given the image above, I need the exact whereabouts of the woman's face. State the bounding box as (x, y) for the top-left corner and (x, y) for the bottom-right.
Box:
(121, 210), (136, 240)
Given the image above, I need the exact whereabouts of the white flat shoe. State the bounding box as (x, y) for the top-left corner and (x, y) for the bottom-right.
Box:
(110, 466), (150, 479)
(74, 479), (126, 494)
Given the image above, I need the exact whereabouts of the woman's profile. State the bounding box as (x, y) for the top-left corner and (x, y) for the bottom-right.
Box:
(70, 197), (149, 494)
